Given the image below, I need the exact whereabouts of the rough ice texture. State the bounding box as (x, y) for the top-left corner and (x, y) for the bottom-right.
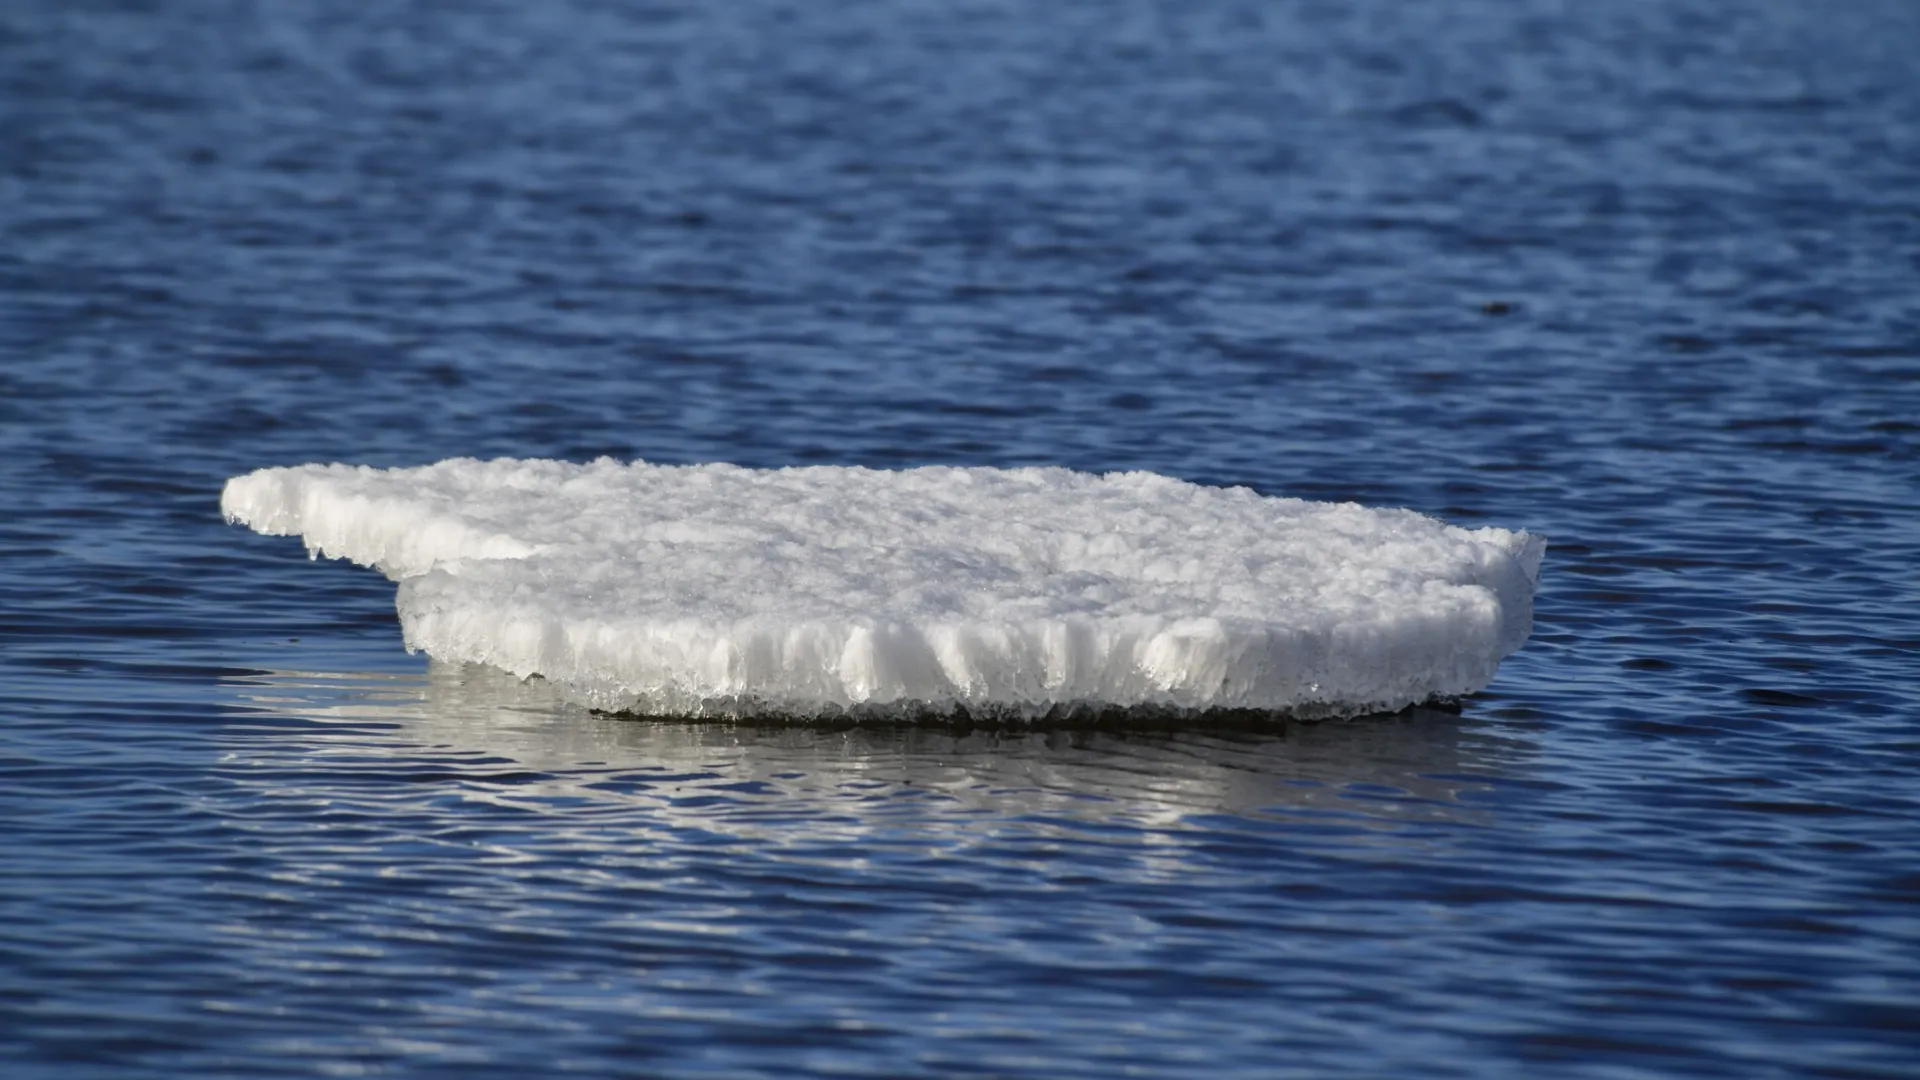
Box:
(222, 458), (1545, 721)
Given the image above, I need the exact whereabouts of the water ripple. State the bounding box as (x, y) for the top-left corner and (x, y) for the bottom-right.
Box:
(3, 0), (1919, 1075)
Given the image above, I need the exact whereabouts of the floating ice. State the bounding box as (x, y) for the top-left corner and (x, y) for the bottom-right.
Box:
(222, 458), (1544, 721)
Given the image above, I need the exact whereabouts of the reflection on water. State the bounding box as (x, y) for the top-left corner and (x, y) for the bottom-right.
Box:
(222, 661), (1537, 845)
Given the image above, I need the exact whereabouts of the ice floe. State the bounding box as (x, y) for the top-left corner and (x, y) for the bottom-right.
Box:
(223, 458), (1544, 721)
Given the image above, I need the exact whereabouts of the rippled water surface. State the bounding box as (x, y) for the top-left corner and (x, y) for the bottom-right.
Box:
(4, 1), (1919, 1076)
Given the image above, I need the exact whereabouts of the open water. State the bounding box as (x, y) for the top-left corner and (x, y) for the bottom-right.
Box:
(3, 1), (1918, 1076)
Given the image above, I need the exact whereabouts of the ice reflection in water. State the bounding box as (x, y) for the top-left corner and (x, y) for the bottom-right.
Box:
(222, 661), (1534, 858)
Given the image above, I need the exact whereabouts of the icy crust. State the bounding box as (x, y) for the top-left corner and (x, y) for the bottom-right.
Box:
(222, 458), (1545, 721)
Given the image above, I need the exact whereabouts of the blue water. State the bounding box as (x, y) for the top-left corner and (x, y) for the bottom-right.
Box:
(4, 1), (1919, 1076)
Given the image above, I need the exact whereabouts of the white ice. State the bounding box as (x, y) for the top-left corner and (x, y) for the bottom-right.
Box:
(222, 458), (1545, 721)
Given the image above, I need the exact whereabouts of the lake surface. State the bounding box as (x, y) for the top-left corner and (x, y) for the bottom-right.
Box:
(3, 0), (1918, 1076)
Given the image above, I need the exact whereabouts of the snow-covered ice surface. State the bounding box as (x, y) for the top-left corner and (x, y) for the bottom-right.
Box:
(222, 458), (1544, 721)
